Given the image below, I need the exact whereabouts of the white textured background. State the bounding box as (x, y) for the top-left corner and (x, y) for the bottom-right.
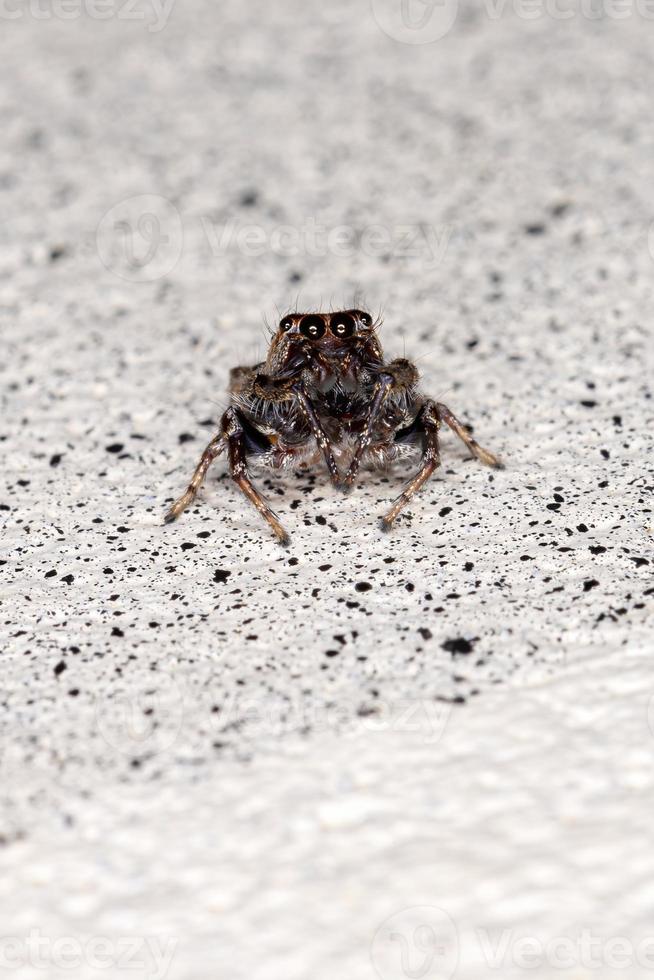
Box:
(1, 1), (653, 978)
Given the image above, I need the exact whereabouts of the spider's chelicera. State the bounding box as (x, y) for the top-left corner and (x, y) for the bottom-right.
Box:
(164, 309), (503, 544)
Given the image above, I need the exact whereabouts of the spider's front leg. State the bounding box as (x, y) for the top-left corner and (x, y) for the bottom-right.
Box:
(252, 372), (341, 487)
(341, 358), (419, 493)
(164, 432), (225, 524)
(380, 398), (503, 530)
(164, 403), (291, 544)
(222, 406), (291, 546)
(436, 402), (504, 470)
(380, 400), (441, 531)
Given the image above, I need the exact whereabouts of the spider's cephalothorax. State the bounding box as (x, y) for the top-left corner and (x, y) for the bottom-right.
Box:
(164, 309), (503, 544)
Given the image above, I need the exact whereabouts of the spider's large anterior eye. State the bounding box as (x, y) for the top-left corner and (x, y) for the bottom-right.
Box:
(358, 311), (373, 327)
(300, 315), (325, 340)
(279, 316), (294, 333)
(330, 313), (355, 338)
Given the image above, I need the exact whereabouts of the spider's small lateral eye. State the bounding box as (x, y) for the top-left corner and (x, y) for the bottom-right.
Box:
(330, 312), (355, 339)
(300, 315), (326, 340)
(358, 311), (373, 327)
(279, 316), (294, 333)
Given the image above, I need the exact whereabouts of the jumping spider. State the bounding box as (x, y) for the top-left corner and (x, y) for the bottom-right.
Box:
(164, 309), (502, 544)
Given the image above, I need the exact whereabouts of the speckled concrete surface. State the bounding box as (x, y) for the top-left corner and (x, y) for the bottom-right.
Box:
(1, 2), (653, 978)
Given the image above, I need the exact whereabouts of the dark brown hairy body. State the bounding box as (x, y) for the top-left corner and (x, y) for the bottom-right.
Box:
(164, 309), (502, 544)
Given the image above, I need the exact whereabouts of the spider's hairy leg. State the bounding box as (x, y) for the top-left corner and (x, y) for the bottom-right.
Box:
(223, 407), (291, 546)
(341, 358), (419, 492)
(436, 402), (504, 469)
(380, 401), (441, 531)
(164, 433), (225, 525)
